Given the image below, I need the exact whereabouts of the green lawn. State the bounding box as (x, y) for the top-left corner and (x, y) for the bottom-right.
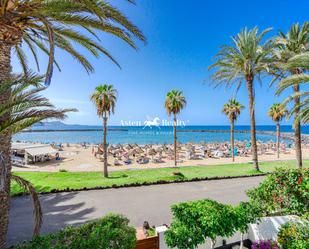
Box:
(11, 160), (307, 196)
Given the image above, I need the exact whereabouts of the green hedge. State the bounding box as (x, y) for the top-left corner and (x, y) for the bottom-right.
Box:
(14, 214), (136, 249)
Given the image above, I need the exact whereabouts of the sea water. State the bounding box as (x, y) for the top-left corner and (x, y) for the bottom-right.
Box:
(13, 125), (308, 145)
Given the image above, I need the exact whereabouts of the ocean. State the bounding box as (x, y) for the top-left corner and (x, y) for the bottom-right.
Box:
(13, 125), (309, 145)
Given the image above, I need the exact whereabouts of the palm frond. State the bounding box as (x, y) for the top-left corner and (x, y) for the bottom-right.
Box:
(1, 0), (146, 86)
(0, 72), (77, 135)
(276, 73), (309, 95)
(208, 27), (272, 91)
(14, 45), (28, 74)
(284, 52), (309, 70)
(11, 175), (42, 236)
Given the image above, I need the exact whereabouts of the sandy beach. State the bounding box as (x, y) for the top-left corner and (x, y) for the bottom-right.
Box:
(12, 142), (309, 172)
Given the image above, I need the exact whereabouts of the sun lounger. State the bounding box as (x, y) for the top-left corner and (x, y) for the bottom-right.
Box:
(124, 159), (132, 165)
(137, 158), (149, 164)
(114, 159), (122, 166)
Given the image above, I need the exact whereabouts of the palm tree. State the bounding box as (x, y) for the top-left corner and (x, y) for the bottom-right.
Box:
(209, 27), (273, 171)
(164, 90), (186, 167)
(91, 84), (117, 177)
(268, 103), (287, 158)
(271, 22), (309, 168)
(0, 1), (144, 245)
(222, 99), (244, 162)
(276, 52), (309, 124)
(0, 73), (75, 246)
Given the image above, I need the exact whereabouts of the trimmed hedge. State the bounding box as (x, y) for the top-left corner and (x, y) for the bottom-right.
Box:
(13, 214), (136, 249)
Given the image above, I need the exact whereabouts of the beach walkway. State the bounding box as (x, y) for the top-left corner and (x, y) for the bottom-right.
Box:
(7, 176), (264, 246)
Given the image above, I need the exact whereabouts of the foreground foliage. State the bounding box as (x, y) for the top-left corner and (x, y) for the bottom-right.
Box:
(13, 214), (136, 249)
(0, 0), (146, 86)
(247, 168), (309, 217)
(278, 221), (309, 249)
(0, 1), (145, 246)
(0, 73), (74, 236)
(165, 199), (259, 249)
(165, 199), (236, 249)
(0, 73), (74, 134)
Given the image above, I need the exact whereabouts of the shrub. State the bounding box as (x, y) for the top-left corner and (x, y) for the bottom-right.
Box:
(165, 199), (237, 249)
(251, 240), (279, 249)
(14, 214), (137, 249)
(234, 202), (260, 247)
(247, 168), (308, 216)
(277, 221), (309, 249)
(234, 202), (260, 234)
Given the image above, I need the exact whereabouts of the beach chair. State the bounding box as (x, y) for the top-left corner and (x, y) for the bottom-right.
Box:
(114, 159), (122, 166)
(124, 159), (132, 165)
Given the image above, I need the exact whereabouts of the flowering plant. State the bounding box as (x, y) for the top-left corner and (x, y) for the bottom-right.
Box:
(278, 221), (309, 249)
(251, 240), (279, 249)
(247, 168), (308, 216)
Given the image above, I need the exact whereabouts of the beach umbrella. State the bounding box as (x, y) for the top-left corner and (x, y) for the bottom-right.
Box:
(148, 148), (157, 160)
(138, 147), (144, 154)
(125, 144), (132, 150)
(155, 147), (162, 153)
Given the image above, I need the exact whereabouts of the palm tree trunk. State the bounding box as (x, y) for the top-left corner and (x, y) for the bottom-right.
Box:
(103, 114), (108, 177)
(276, 122), (280, 159)
(0, 43), (12, 249)
(293, 84), (302, 168)
(173, 114), (177, 167)
(231, 120), (235, 162)
(246, 78), (259, 171)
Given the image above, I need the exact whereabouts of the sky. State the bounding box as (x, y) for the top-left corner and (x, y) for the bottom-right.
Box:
(11, 0), (309, 126)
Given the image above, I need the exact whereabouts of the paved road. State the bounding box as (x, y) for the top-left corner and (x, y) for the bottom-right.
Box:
(7, 176), (264, 246)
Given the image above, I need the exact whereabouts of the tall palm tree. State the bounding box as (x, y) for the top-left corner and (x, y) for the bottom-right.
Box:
(91, 84), (117, 178)
(271, 22), (309, 168)
(0, 1), (144, 245)
(268, 103), (287, 158)
(222, 99), (244, 162)
(164, 90), (186, 167)
(0, 73), (75, 246)
(209, 27), (273, 171)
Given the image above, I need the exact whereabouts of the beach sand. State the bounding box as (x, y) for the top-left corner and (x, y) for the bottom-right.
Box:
(12, 144), (309, 172)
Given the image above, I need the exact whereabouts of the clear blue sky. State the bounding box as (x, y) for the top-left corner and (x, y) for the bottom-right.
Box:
(12, 0), (309, 126)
